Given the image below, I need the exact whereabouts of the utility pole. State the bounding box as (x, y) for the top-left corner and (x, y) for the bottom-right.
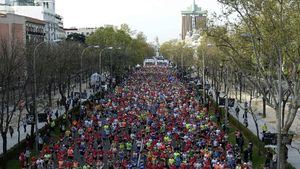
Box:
(225, 65), (229, 130)
(277, 48), (283, 169)
(202, 50), (205, 104)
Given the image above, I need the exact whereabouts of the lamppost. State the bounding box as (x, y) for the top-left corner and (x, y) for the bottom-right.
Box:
(202, 44), (212, 104)
(109, 47), (121, 77)
(219, 60), (229, 131)
(33, 39), (61, 153)
(80, 45), (99, 102)
(99, 47), (113, 74)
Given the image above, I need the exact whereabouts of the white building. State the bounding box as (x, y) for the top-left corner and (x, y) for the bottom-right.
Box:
(0, 0), (64, 41)
(64, 25), (121, 38)
(64, 27), (98, 37)
(55, 14), (64, 39)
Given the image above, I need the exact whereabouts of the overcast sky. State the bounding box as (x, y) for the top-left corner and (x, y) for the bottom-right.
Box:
(56, 0), (222, 43)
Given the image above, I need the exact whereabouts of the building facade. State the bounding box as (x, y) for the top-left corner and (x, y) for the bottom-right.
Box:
(181, 0), (207, 40)
(64, 27), (98, 37)
(0, 12), (46, 44)
(0, 0), (64, 41)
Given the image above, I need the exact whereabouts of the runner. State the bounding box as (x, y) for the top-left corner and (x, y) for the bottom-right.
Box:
(24, 67), (251, 168)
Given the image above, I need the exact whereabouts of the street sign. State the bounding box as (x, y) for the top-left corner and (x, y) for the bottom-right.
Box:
(26, 114), (35, 125)
(282, 134), (294, 145)
(38, 113), (48, 123)
(263, 133), (294, 145)
(204, 84), (210, 90)
(263, 133), (277, 145)
(228, 98), (235, 107)
(219, 97), (225, 106)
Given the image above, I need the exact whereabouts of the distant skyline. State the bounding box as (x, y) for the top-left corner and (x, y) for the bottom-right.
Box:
(56, 0), (222, 43)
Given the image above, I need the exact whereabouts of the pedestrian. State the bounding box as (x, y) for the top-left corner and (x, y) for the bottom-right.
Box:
(243, 118), (248, 127)
(9, 126), (14, 138)
(19, 152), (25, 169)
(248, 142), (253, 161)
(235, 106), (240, 118)
(38, 133), (43, 150)
(262, 123), (268, 133)
(22, 118), (27, 133)
(24, 148), (31, 167)
(50, 120), (55, 132)
(55, 109), (59, 119)
(244, 102), (248, 119)
(60, 123), (66, 133)
(56, 99), (60, 108)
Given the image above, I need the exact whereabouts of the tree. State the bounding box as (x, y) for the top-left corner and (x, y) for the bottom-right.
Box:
(86, 25), (154, 77)
(66, 33), (86, 44)
(0, 36), (25, 157)
(160, 40), (194, 69)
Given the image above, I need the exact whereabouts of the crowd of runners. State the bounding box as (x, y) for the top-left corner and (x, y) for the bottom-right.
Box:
(19, 67), (253, 169)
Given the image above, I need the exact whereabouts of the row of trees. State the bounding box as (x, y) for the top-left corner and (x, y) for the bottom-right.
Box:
(206, 0), (300, 168)
(0, 24), (155, 157)
(161, 0), (299, 168)
(160, 40), (194, 68)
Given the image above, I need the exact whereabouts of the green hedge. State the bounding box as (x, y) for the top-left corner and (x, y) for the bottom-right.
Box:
(227, 112), (266, 154)
(210, 98), (295, 169)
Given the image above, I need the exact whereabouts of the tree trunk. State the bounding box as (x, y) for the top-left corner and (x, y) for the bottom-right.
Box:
(67, 75), (71, 97)
(30, 124), (34, 147)
(262, 96), (266, 118)
(239, 82), (242, 102)
(282, 100), (287, 128)
(47, 84), (52, 108)
(275, 106), (283, 169)
(59, 84), (68, 113)
(1, 132), (7, 169)
(2, 132), (7, 154)
(17, 109), (22, 151)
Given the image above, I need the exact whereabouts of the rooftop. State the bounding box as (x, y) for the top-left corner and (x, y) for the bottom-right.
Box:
(181, 1), (207, 15)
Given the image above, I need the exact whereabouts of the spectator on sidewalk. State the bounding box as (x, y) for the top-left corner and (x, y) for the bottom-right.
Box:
(261, 123), (268, 142)
(247, 142), (253, 161)
(262, 123), (268, 134)
(243, 118), (248, 127)
(55, 110), (59, 119)
(244, 102), (248, 119)
(50, 119), (55, 132)
(24, 147), (31, 167)
(243, 149), (249, 163)
(22, 118), (27, 133)
(19, 152), (25, 169)
(38, 133), (43, 150)
(235, 106), (240, 118)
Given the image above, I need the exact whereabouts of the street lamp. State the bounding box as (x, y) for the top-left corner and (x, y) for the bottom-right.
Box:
(219, 59), (229, 131)
(33, 39), (61, 153)
(109, 47), (121, 77)
(80, 45), (99, 103)
(99, 47), (113, 74)
(202, 44), (212, 104)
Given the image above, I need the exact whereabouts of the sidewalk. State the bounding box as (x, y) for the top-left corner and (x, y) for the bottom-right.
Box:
(0, 83), (92, 155)
(209, 87), (300, 169)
